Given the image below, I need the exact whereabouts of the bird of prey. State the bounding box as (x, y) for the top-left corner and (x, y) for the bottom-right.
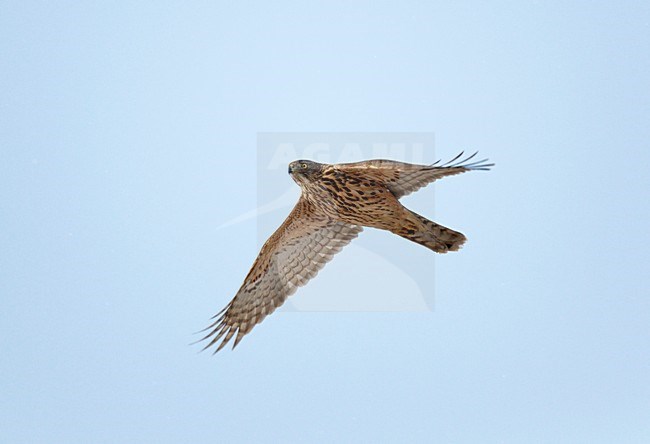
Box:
(199, 152), (493, 353)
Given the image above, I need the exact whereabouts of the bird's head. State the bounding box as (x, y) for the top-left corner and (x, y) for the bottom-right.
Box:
(288, 160), (323, 185)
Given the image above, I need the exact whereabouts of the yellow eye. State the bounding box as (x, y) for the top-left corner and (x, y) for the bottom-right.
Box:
(301, 163), (307, 169)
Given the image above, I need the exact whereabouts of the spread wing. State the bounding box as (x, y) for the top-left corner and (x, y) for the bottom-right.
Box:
(199, 197), (362, 353)
(341, 151), (494, 199)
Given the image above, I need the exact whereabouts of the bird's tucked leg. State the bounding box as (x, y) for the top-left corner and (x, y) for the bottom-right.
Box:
(389, 209), (466, 253)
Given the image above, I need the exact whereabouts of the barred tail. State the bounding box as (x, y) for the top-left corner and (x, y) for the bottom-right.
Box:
(392, 211), (466, 253)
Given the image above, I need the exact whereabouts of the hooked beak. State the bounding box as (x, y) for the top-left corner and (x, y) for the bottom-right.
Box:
(288, 164), (293, 174)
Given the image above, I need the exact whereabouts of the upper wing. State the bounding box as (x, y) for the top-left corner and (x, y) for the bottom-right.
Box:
(199, 197), (362, 353)
(340, 151), (494, 199)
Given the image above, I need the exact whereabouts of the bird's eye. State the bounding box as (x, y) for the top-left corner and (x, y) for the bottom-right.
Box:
(301, 163), (307, 169)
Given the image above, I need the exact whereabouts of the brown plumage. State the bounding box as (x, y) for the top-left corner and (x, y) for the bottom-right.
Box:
(198, 152), (493, 353)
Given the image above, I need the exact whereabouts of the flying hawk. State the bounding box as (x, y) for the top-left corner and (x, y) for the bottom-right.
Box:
(199, 152), (493, 353)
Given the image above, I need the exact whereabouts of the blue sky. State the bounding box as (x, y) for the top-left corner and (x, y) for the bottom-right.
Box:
(2, 2), (649, 443)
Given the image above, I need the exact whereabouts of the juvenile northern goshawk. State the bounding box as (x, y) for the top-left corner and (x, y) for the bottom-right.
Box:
(199, 152), (493, 353)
